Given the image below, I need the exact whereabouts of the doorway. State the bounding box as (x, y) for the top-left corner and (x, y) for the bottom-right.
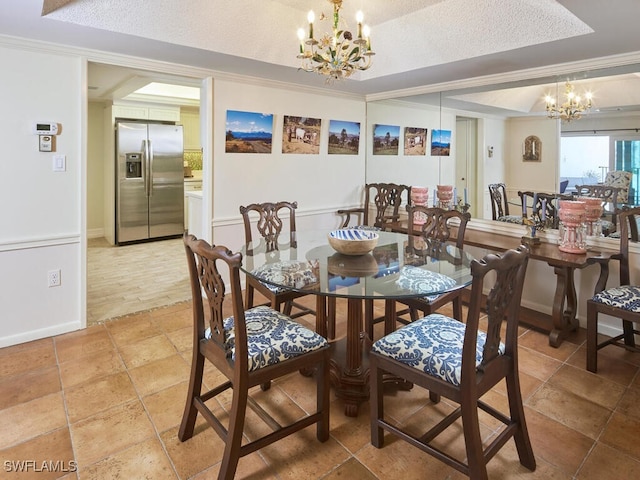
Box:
(86, 62), (205, 326)
(455, 117), (478, 217)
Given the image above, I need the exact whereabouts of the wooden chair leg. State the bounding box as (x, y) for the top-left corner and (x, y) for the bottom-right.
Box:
(586, 303), (598, 373)
(622, 319), (637, 347)
(327, 297), (336, 340)
(505, 370), (536, 470)
(370, 357), (384, 448)
(365, 299), (375, 339)
(178, 350), (205, 441)
(317, 350), (330, 441)
(218, 386), (249, 480)
(245, 284), (255, 310)
(460, 398), (488, 480)
(452, 297), (463, 322)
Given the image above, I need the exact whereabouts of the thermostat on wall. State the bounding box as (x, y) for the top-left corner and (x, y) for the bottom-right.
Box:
(33, 122), (59, 135)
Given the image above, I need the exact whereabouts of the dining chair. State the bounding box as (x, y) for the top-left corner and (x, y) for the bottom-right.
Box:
(179, 233), (330, 480)
(573, 184), (620, 235)
(370, 246), (535, 480)
(239, 201), (315, 320)
(604, 170), (632, 204)
(586, 206), (640, 373)
(518, 191), (571, 229)
(337, 182), (411, 230)
(379, 206), (471, 340)
(329, 183), (412, 338)
(488, 183), (522, 224)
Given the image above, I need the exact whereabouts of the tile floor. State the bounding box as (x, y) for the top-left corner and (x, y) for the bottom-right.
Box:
(1, 293), (639, 479)
(87, 237), (190, 326)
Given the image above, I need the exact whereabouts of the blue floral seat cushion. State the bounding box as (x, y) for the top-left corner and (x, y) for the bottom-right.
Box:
(591, 285), (640, 312)
(396, 266), (458, 301)
(251, 260), (318, 293)
(371, 313), (504, 386)
(205, 306), (328, 371)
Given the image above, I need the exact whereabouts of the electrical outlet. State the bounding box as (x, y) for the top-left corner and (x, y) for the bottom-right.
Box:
(48, 269), (61, 287)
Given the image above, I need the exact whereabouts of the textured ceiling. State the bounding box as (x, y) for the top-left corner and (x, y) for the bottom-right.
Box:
(43, 0), (592, 80)
(2, 0), (640, 104)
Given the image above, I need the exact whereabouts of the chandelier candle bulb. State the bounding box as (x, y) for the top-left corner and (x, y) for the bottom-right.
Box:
(308, 11), (314, 39)
(356, 11), (363, 38)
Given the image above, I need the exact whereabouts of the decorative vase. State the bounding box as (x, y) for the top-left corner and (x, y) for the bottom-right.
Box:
(577, 196), (603, 237)
(410, 186), (428, 224)
(558, 200), (587, 254)
(436, 185), (454, 210)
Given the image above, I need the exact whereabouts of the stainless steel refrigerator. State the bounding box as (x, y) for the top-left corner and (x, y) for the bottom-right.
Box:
(115, 121), (184, 244)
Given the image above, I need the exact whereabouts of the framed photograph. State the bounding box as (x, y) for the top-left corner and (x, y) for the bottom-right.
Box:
(225, 110), (273, 153)
(523, 135), (541, 162)
(373, 124), (400, 155)
(282, 116), (321, 154)
(431, 129), (451, 156)
(404, 127), (427, 155)
(328, 120), (360, 155)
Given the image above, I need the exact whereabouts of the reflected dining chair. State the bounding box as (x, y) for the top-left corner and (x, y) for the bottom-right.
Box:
(383, 206), (471, 339)
(586, 206), (640, 373)
(337, 182), (412, 230)
(179, 233), (330, 480)
(488, 183), (522, 224)
(370, 246), (535, 480)
(574, 184), (620, 235)
(239, 201), (315, 320)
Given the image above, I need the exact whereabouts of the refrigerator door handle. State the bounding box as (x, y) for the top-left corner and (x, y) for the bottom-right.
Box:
(148, 140), (154, 197)
(142, 139), (150, 196)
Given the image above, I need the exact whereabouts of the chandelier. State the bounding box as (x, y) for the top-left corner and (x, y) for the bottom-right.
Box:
(545, 81), (593, 122)
(296, 0), (374, 82)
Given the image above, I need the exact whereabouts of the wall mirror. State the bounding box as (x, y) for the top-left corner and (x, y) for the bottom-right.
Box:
(365, 59), (640, 245)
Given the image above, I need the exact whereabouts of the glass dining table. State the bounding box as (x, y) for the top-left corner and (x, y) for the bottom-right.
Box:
(240, 229), (475, 416)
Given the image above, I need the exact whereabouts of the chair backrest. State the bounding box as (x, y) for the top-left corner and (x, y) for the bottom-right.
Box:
(559, 180), (569, 193)
(407, 205), (470, 250)
(616, 206), (640, 286)
(604, 170), (632, 204)
(183, 233), (248, 370)
(239, 201), (298, 254)
(488, 183), (509, 220)
(363, 183), (411, 228)
(518, 191), (571, 229)
(574, 184), (620, 206)
(464, 246), (529, 383)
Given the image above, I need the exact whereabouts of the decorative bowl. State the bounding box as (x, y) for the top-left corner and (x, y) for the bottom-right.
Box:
(327, 229), (379, 256)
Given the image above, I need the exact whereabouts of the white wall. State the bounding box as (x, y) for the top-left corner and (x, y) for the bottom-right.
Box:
(0, 44), (83, 346)
(211, 80), (367, 252)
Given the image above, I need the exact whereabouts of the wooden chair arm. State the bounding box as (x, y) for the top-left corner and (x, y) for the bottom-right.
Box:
(336, 207), (365, 228)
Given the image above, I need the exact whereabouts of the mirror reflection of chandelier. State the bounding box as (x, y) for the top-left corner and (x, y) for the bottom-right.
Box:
(296, 0), (374, 82)
(545, 81), (593, 122)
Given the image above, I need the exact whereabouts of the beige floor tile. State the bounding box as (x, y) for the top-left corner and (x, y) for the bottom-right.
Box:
(128, 354), (190, 396)
(161, 421), (224, 479)
(578, 442), (640, 480)
(547, 363), (626, 410)
(0, 392), (67, 450)
(0, 337), (56, 379)
(0, 365), (61, 410)
(0, 428), (76, 480)
(518, 346), (563, 381)
(528, 383), (612, 439)
(322, 458), (378, 480)
(143, 381), (189, 433)
(118, 333), (177, 369)
(79, 438), (177, 480)
(64, 371), (138, 423)
(54, 326), (115, 363)
(106, 316), (158, 347)
(58, 349), (125, 389)
(69, 400), (156, 467)
(599, 411), (640, 461)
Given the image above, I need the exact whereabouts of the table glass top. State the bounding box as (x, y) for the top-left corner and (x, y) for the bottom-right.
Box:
(240, 230), (474, 299)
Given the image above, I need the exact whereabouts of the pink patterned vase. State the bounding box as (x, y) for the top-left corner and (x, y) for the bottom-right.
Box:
(411, 186), (429, 224)
(558, 200), (587, 254)
(436, 185), (454, 210)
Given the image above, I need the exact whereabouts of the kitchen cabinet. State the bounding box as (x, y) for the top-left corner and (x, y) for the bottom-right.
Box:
(180, 108), (201, 150)
(184, 174), (202, 229)
(112, 103), (180, 122)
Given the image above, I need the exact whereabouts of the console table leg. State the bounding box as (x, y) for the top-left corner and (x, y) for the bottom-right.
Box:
(549, 266), (578, 347)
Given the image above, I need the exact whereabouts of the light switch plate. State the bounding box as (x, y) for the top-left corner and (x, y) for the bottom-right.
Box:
(52, 154), (66, 172)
